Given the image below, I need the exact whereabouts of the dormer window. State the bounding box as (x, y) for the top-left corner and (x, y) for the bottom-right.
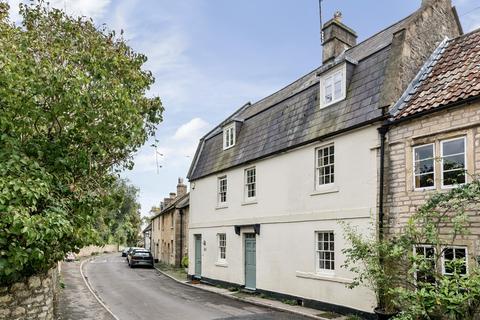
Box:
(320, 64), (346, 108)
(223, 123), (236, 150)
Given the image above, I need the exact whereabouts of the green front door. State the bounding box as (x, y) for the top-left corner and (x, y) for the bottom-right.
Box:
(194, 235), (202, 278)
(244, 234), (256, 290)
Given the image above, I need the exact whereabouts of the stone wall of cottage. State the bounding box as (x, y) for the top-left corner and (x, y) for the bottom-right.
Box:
(174, 207), (189, 267)
(385, 101), (480, 261)
(0, 267), (59, 320)
(380, 0), (461, 108)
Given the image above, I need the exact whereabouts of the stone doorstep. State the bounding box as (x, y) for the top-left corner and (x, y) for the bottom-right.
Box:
(153, 266), (346, 320)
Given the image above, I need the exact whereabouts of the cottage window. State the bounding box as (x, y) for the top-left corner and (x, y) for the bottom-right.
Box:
(223, 124), (235, 150)
(414, 245), (436, 283)
(316, 145), (335, 187)
(316, 231), (335, 272)
(218, 233), (226, 261)
(171, 213), (174, 229)
(218, 176), (227, 204)
(413, 144), (435, 189)
(442, 247), (467, 275)
(244, 167), (256, 201)
(441, 137), (466, 187)
(320, 66), (346, 108)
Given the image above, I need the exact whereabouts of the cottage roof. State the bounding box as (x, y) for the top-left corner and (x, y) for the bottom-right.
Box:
(392, 28), (480, 120)
(151, 193), (189, 220)
(142, 223), (152, 233)
(187, 4), (451, 181)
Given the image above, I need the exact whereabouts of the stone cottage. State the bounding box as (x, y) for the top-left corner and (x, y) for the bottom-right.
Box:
(150, 179), (189, 267)
(384, 28), (480, 273)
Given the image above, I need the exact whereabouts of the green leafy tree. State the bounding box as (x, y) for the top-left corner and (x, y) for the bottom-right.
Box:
(0, 1), (163, 284)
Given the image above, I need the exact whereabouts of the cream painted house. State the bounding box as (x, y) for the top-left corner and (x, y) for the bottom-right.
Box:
(187, 1), (461, 317)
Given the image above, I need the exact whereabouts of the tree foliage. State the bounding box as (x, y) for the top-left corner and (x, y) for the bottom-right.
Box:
(0, 1), (163, 284)
(97, 179), (142, 247)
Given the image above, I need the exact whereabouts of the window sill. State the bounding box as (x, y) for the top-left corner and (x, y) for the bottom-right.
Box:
(241, 200), (258, 206)
(310, 186), (339, 196)
(295, 271), (352, 284)
(215, 261), (228, 268)
(215, 204), (228, 210)
(413, 186), (436, 192)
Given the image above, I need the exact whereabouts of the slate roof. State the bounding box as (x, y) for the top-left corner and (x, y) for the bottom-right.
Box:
(392, 29), (480, 120)
(187, 8), (423, 181)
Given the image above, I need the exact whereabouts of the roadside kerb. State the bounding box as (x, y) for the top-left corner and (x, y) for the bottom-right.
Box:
(80, 256), (121, 320)
(153, 266), (328, 320)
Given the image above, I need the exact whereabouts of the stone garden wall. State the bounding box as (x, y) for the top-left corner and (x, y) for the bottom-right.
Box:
(76, 244), (119, 257)
(0, 266), (59, 320)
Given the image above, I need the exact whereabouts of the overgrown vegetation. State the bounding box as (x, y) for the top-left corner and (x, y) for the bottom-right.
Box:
(0, 1), (162, 284)
(343, 178), (480, 319)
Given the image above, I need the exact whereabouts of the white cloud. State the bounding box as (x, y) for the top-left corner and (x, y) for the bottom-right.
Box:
(173, 118), (209, 141)
(7, 0), (111, 23)
(49, 0), (111, 19)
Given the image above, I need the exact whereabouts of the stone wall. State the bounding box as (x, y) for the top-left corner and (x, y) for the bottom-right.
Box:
(0, 267), (59, 320)
(385, 101), (480, 259)
(76, 244), (119, 257)
(380, 0), (462, 108)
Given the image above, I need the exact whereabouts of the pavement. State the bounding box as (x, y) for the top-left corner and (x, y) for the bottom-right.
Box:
(62, 253), (313, 320)
(55, 258), (114, 320)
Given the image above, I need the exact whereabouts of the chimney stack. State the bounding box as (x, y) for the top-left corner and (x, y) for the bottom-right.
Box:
(169, 192), (176, 199)
(322, 11), (357, 64)
(177, 178), (187, 197)
(163, 197), (172, 207)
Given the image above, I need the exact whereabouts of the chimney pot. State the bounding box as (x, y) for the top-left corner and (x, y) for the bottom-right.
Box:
(333, 11), (342, 21)
(169, 192), (176, 199)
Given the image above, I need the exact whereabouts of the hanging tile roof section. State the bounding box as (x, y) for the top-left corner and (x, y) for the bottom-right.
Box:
(392, 29), (480, 119)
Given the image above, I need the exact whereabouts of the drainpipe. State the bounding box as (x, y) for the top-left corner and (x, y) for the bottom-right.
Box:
(378, 125), (389, 242)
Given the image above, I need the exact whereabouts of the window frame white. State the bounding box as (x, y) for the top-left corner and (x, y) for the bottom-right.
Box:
(217, 233), (227, 262)
(440, 137), (467, 189)
(223, 123), (236, 150)
(413, 245), (436, 283)
(315, 144), (335, 189)
(244, 167), (256, 202)
(413, 143), (436, 191)
(315, 231), (335, 275)
(217, 176), (228, 205)
(320, 64), (346, 108)
(441, 246), (468, 276)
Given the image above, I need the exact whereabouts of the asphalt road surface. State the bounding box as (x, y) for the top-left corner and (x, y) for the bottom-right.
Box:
(84, 254), (310, 320)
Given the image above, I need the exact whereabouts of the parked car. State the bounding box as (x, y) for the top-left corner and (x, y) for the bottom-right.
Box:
(64, 252), (76, 262)
(127, 249), (154, 268)
(125, 247), (142, 260)
(121, 247), (131, 257)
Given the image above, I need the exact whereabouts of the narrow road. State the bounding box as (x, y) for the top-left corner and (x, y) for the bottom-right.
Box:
(84, 254), (309, 320)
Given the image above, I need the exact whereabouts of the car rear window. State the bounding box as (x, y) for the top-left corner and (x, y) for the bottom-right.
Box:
(134, 251), (151, 257)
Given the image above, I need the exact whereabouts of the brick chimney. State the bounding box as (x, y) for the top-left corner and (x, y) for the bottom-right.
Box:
(322, 11), (357, 64)
(176, 178), (187, 197)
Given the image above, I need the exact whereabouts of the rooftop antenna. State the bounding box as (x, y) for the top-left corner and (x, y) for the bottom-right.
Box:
(155, 148), (163, 174)
(319, 0), (324, 43)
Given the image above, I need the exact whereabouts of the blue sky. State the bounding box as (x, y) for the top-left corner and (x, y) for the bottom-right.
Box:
(7, 0), (480, 217)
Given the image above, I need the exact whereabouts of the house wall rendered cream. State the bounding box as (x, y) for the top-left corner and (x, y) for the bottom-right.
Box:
(188, 125), (379, 313)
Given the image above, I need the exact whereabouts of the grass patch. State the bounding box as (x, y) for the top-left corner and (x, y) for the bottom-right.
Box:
(281, 299), (298, 306)
(316, 311), (342, 319)
(345, 315), (364, 320)
(155, 262), (188, 282)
